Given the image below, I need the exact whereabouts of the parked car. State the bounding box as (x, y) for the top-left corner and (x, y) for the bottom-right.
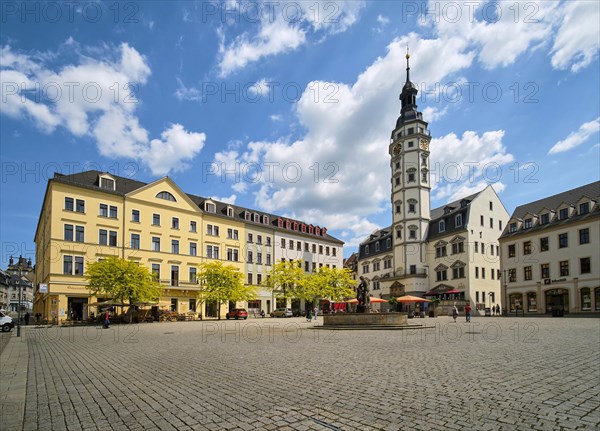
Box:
(0, 311), (14, 332)
(226, 308), (248, 320)
(292, 309), (306, 317)
(270, 308), (293, 318)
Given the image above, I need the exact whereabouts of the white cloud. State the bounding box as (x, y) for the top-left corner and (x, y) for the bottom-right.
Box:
(550, 1), (600, 72)
(548, 118), (600, 155)
(0, 43), (206, 175)
(269, 114), (283, 122)
(374, 14), (390, 34)
(175, 78), (201, 101)
(217, 1), (365, 76)
(211, 194), (237, 205)
(214, 36), (512, 237)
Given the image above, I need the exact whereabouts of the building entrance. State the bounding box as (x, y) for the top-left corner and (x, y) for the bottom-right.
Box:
(67, 297), (88, 320)
(545, 289), (569, 315)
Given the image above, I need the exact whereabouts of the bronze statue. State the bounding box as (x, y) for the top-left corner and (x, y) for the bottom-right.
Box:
(356, 276), (370, 312)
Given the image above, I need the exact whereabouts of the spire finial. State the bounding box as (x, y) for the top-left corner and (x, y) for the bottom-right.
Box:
(405, 45), (411, 83)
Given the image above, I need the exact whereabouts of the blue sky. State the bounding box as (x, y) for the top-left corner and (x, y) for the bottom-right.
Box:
(1, 0), (599, 267)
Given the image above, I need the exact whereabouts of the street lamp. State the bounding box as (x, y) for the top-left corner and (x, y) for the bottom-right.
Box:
(8, 255), (33, 337)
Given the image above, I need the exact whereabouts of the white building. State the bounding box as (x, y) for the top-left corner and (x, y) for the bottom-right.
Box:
(357, 54), (509, 315)
(499, 182), (600, 315)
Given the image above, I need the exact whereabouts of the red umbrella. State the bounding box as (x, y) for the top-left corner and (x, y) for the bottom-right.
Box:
(395, 295), (431, 303)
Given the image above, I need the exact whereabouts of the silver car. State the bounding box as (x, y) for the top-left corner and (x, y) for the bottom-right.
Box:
(270, 308), (293, 318)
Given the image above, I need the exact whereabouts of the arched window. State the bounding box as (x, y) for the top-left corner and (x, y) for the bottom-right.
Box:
(156, 191), (176, 202)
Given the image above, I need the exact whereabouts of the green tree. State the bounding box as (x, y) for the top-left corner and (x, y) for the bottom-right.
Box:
(307, 266), (355, 305)
(199, 261), (256, 319)
(263, 259), (306, 303)
(86, 256), (161, 305)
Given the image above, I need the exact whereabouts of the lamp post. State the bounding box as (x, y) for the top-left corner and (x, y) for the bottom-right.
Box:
(8, 255), (33, 337)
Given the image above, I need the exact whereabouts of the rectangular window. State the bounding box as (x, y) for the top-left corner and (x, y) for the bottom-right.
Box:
(312, 244), (317, 253)
(508, 268), (516, 282)
(509, 222), (517, 233)
(490, 218), (494, 228)
(171, 265), (179, 287)
(579, 202), (590, 214)
(579, 228), (590, 244)
(75, 199), (85, 213)
(172, 217), (179, 229)
(439, 220), (445, 232)
(206, 245), (219, 259)
(540, 237), (549, 252)
(476, 291), (480, 303)
(205, 203), (216, 213)
(451, 242), (464, 254)
(436, 270), (447, 281)
(524, 266), (532, 281)
(227, 228), (239, 239)
(65, 197), (74, 211)
(266, 254), (271, 266)
(289, 241), (294, 250)
(257, 235), (262, 244)
(257, 252), (262, 264)
(248, 233), (254, 243)
(100, 178), (115, 190)
(75, 226), (84, 242)
(540, 213), (549, 225)
(207, 225), (219, 236)
(558, 233), (568, 248)
(248, 273), (253, 285)
(257, 274), (262, 285)
(474, 242), (479, 253)
(74, 256), (84, 275)
(189, 267), (197, 283)
(482, 268), (486, 279)
(481, 243), (485, 254)
(171, 240), (179, 254)
(190, 242), (197, 256)
(152, 237), (160, 252)
(190, 221), (197, 232)
(132, 209), (140, 222)
(152, 264), (160, 281)
(109, 231), (117, 247)
(452, 267), (465, 279)
(523, 241), (532, 255)
(227, 248), (239, 262)
(580, 257), (591, 274)
(559, 208), (569, 220)
(559, 260), (569, 277)
(99, 229), (107, 246)
(109, 206), (117, 219)
(64, 224), (73, 241)
(247, 251), (253, 263)
(498, 220), (503, 231)
(99, 203), (108, 217)
(475, 267), (479, 278)
(318, 245), (323, 254)
(541, 263), (550, 279)
(131, 234), (140, 249)
(153, 213), (160, 226)
(63, 256), (73, 275)
(524, 218), (532, 229)
(480, 215), (484, 226)
(436, 246), (447, 258)
(266, 237), (271, 246)
(489, 201), (493, 211)
(491, 269), (495, 279)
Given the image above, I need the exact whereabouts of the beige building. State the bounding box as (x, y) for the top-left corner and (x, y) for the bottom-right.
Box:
(499, 181), (600, 315)
(33, 170), (343, 323)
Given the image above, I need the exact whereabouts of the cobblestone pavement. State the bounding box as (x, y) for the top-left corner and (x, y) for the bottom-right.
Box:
(6, 317), (600, 430)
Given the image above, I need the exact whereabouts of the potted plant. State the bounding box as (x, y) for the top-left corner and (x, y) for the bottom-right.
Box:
(388, 297), (398, 312)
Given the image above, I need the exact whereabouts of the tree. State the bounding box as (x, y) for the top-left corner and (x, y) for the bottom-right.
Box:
(199, 261), (256, 319)
(263, 260), (306, 304)
(307, 266), (355, 305)
(86, 256), (160, 305)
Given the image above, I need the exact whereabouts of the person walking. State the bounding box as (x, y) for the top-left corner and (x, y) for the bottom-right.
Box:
(465, 304), (472, 322)
(306, 307), (312, 322)
(452, 305), (458, 322)
(496, 304), (501, 316)
(313, 305), (318, 321)
(24, 312), (30, 326)
(103, 310), (110, 329)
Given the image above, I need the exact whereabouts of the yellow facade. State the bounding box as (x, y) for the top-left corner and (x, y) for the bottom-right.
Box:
(34, 171), (344, 323)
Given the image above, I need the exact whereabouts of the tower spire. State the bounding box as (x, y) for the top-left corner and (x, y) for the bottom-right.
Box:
(406, 46), (411, 84)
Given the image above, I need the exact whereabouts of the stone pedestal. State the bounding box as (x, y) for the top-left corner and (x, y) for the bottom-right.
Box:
(323, 313), (408, 326)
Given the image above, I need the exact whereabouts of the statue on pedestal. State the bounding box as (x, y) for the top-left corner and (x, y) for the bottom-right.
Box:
(356, 276), (370, 313)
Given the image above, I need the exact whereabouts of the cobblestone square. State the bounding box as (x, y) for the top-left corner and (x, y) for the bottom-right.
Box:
(1, 317), (599, 430)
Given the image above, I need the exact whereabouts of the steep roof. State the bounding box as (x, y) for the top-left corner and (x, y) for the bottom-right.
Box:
(48, 171), (343, 244)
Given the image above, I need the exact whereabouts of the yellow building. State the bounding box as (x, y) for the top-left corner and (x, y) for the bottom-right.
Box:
(34, 170), (343, 323)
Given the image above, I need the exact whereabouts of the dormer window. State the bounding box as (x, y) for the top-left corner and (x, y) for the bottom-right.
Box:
(439, 220), (446, 232)
(254, 213), (260, 223)
(263, 216), (269, 225)
(315, 227), (321, 236)
(524, 218), (532, 229)
(205, 202), (216, 213)
(509, 222), (517, 233)
(365, 245), (370, 255)
(245, 212), (252, 221)
(579, 202), (589, 215)
(227, 207), (234, 217)
(156, 191), (176, 202)
(540, 213), (549, 225)
(559, 208), (569, 220)
(285, 220), (291, 229)
(99, 177), (115, 190)
(375, 242), (380, 252)
(301, 224), (307, 233)
(455, 214), (463, 227)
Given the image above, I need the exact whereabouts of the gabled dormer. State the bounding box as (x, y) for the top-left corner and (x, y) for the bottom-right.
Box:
(98, 173), (116, 191)
(204, 199), (216, 213)
(538, 207), (554, 225)
(556, 202), (574, 220)
(508, 218), (522, 233)
(575, 196), (592, 215)
(522, 212), (538, 229)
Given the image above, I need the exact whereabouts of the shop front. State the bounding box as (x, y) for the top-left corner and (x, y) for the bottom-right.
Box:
(545, 288), (569, 315)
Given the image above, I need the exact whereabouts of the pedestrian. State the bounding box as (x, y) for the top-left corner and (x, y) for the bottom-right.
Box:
(491, 306), (495, 316)
(496, 304), (501, 316)
(36, 313), (41, 324)
(465, 304), (472, 322)
(103, 309), (110, 329)
(306, 307), (312, 322)
(313, 305), (318, 321)
(24, 312), (30, 325)
(451, 305), (458, 322)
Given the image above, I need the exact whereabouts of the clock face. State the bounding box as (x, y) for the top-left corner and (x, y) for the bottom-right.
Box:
(419, 139), (429, 150)
(393, 145), (401, 155)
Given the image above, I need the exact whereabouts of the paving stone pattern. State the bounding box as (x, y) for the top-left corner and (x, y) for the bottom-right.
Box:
(17, 317), (600, 430)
